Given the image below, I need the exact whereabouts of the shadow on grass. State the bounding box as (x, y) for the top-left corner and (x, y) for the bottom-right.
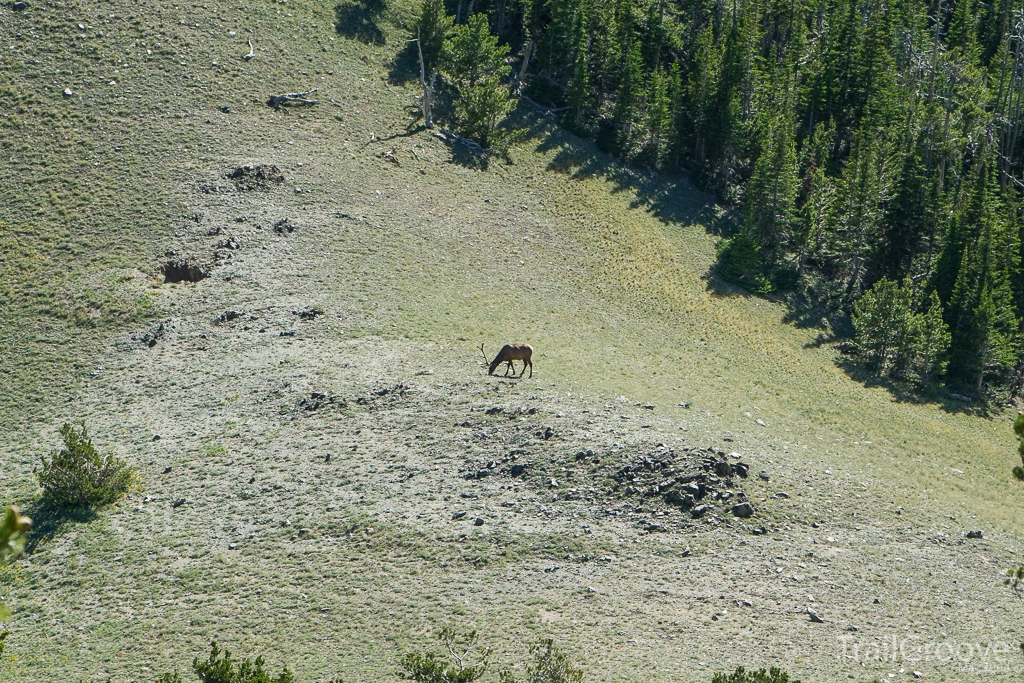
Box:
(387, 41), (421, 86)
(335, 0), (387, 45)
(511, 107), (729, 237)
(23, 502), (96, 554)
(833, 357), (994, 416)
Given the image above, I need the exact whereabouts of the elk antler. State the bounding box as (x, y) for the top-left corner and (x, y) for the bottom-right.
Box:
(478, 343), (488, 366)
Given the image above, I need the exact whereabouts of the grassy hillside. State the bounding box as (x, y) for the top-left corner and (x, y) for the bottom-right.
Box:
(1, 0), (1022, 681)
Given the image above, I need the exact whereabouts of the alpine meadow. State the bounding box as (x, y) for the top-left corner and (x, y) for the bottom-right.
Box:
(1, 0), (1023, 681)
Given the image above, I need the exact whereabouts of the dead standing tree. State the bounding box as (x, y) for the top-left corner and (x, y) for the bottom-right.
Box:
(409, 30), (438, 129)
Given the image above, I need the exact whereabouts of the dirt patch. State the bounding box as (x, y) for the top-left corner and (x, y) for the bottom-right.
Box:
(226, 164), (285, 191)
(161, 259), (209, 283)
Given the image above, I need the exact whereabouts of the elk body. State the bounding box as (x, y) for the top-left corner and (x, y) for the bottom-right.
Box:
(479, 343), (534, 378)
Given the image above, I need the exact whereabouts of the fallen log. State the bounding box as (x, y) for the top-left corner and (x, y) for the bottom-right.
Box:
(268, 89), (319, 107)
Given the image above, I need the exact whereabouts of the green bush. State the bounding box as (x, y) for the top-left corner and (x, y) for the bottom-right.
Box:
(157, 641), (343, 683)
(35, 421), (136, 508)
(400, 627), (490, 683)
(500, 639), (583, 683)
(711, 667), (799, 683)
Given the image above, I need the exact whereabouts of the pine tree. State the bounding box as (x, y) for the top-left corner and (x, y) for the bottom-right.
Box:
(416, 0), (454, 66)
(744, 108), (799, 258)
(442, 14), (514, 146)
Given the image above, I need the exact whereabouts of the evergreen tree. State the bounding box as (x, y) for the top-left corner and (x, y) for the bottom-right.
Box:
(442, 14), (515, 146)
(416, 0), (454, 66)
(744, 109), (799, 258)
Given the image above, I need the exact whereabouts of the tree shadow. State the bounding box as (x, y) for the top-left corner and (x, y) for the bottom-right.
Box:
(834, 357), (994, 416)
(23, 502), (96, 554)
(508, 106), (729, 237)
(335, 0), (387, 45)
(387, 40), (421, 86)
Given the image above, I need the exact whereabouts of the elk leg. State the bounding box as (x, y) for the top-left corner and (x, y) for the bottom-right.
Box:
(505, 361), (514, 376)
(527, 359), (533, 378)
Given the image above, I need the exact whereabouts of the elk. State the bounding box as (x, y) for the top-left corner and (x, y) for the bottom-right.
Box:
(478, 343), (533, 378)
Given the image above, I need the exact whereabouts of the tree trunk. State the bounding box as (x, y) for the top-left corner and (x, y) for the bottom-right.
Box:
(412, 35), (436, 129)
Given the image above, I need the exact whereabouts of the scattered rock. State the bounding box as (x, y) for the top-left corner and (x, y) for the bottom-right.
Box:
(214, 309), (242, 324)
(690, 504), (712, 518)
(510, 463), (528, 477)
(752, 526), (767, 535)
(13, 1), (27, 10)
(949, 392), (973, 403)
(807, 608), (824, 623)
(485, 407), (503, 416)
(543, 426), (554, 440)
(153, 434), (162, 441)
(279, 330), (296, 337)
(162, 466), (172, 474)
(227, 164), (284, 190)
(642, 404), (655, 410)
(293, 306), (324, 320)
(731, 502), (754, 518)
(474, 518), (484, 526)
(172, 498), (186, 508)
(966, 530), (983, 539)
(452, 511), (467, 520)
(548, 478), (559, 488)
(758, 471), (770, 481)
(775, 491), (790, 499)
(645, 523), (667, 532)
(62, 87), (73, 97)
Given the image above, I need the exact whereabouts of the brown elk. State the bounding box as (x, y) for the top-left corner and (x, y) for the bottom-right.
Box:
(478, 343), (533, 378)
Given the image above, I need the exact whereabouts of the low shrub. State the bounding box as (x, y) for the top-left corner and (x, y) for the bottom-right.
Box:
(711, 667), (799, 683)
(500, 639), (583, 683)
(35, 421), (136, 507)
(400, 627), (490, 683)
(157, 641), (344, 683)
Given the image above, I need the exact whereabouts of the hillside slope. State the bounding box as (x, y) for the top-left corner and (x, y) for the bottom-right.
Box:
(1, 1), (1021, 681)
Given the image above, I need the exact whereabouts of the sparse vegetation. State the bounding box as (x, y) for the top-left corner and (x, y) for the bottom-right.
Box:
(34, 421), (136, 508)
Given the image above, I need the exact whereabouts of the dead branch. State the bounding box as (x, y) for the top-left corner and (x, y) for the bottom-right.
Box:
(268, 89), (319, 107)
(519, 94), (570, 119)
(243, 36), (255, 61)
(408, 33), (436, 129)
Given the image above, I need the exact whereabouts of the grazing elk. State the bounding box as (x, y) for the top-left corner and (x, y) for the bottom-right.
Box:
(479, 343), (533, 378)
